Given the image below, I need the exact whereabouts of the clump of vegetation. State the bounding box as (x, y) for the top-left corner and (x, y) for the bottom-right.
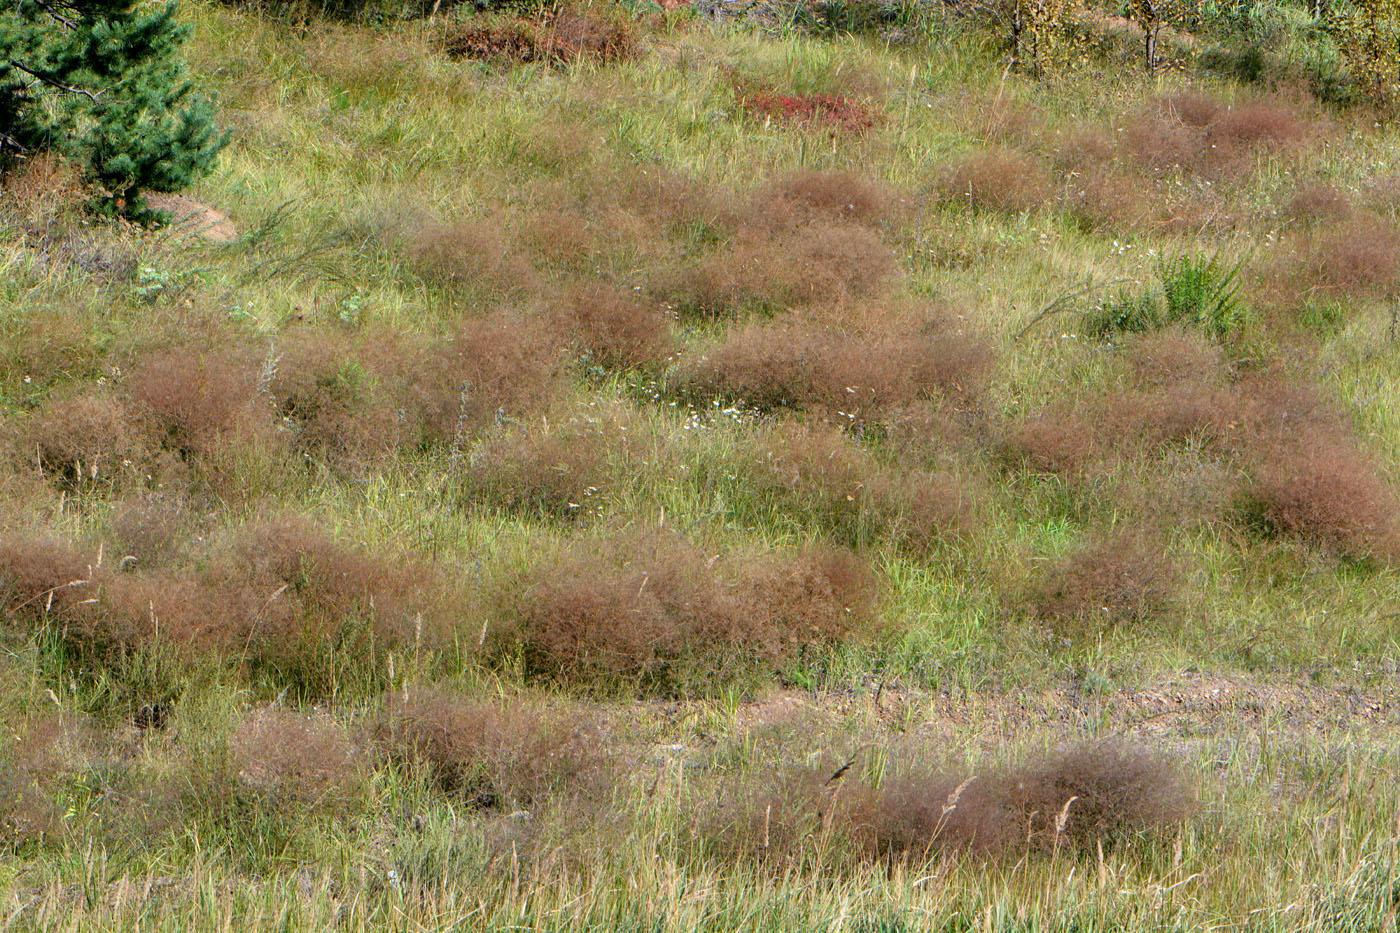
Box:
(1027, 530), (1182, 631)
(375, 688), (610, 807)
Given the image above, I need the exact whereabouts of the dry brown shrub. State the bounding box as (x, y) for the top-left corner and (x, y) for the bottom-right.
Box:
(1, 310), (103, 390)
(24, 391), (140, 488)
(679, 317), (990, 420)
(740, 545), (882, 652)
(0, 536), (95, 618)
(437, 11), (636, 66)
(376, 687), (608, 806)
(108, 493), (196, 568)
(568, 282), (674, 369)
(601, 165), (738, 236)
(126, 347), (272, 457)
(938, 149), (1055, 214)
(752, 170), (894, 230)
(1246, 435), (1400, 562)
(1120, 111), (1201, 172)
(851, 769), (1021, 858)
(517, 210), (594, 268)
(504, 531), (880, 685)
(712, 741), (1194, 863)
(1162, 93), (1223, 129)
(268, 327), (418, 469)
(1207, 101), (1309, 156)
(231, 708), (363, 808)
(1285, 183), (1353, 224)
(0, 153), (86, 224)
(1002, 407), (1104, 475)
(1124, 326), (1227, 388)
(1051, 128), (1116, 172)
(1006, 741), (1195, 849)
(1062, 169), (1152, 232)
(1105, 383), (1241, 449)
(1300, 218), (1400, 298)
(403, 218), (540, 296)
(466, 419), (617, 519)
(673, 221), (896, 315)
(1029, 530), (1180, 629)
(752, 422), (977, 548)
(0, 715), (92, 846)
(416, 311), (569, 443)
(231, 515), (444, 649)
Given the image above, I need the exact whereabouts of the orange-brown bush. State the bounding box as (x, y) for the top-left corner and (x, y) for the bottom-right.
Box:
(437, 11), (637, 66)
(516, 210), (594, 269)
(503, 531), (881, 687)
(749, 422), (978, 548)
(465, 419), (618, 519)
(1061, 169), (1153, 233)
(126, 347), (273, 458)
(416, 311), (569, 444)
(230, 708), (363, 809)
(229, 515), (446, 651)
(1125, 326), (1228, 388)
(267, 327), (420, 469)
(402, 218), (540, 297)
(0, 715), (92, 846)
(1285, 183), (1354, 224)
(1298, 218), (1400, 298)
(0, 310), (104, 395)
(1005, 741), (1195, 848)
(108, 493), (197, 568)
(0, 536), (96, 619)
(1028, 530), (1180, 630)
(667, 221), (896, 316)
(751, 170), (895, 231)
(1122, 96), (1312, 176)
(1001, 407), (1104, 476)
(711, 740), (1194, 862)
(737, 89), (877, 134)
(24, 391), (140, 489)
(568, 282), (674, 370)
(678, 317), (991, 421)
(938, 149), (1055, 215)
(376, 688), (609, 807)
(1244, 434), (1400, 562)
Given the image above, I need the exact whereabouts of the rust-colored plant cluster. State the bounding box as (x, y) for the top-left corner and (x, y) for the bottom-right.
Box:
(712, 740), (1194, 862)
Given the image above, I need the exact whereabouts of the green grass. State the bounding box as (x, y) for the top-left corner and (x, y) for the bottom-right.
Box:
(2, 0), (1400, 927)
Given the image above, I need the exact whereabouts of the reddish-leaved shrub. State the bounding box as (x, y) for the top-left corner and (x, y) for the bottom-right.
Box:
(24, 391), (140, 489)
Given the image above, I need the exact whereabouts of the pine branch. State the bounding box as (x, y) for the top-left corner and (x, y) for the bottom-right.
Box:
(8, 60), (105, 101)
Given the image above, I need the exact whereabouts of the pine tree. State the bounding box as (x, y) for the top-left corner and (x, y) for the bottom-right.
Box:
(0, 0), (228, 222)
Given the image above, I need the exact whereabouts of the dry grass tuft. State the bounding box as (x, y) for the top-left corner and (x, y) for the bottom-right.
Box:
(1245, 435), (1400, 562)
(436, 11), (637, 66)
(24, 391), (140, 489)
(417, 311), (569, 443)
(1002, 407), (1104, 476)
(567, 282), (674, 370)
(938, 149), (1055, 215)
(678, 314), (990, 422)
(712, 740), (1194, 862)
(108, 493), (197, 568)
(1006, 741), (1196, 849)
(465, 417), (620, 519)
(402, 218), (540, 296)
(752, 170), (895, 230)
(230, 708), (363, 808)
(1285, 183), (1353, 224)
(737, 88), (877, 134)
(1028, 530), (1180, 630)
(126, 347), (273, 458)
(503, 531), (881, 686)
(376, 687), (609, 807)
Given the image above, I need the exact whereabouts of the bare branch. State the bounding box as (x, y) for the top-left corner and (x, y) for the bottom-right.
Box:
(8, 60), (104, 101)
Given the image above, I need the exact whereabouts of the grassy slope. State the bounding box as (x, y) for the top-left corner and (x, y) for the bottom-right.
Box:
(0, 0), (1399, 928)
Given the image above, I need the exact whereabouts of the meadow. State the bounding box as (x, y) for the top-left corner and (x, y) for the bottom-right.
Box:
(1, 0), (1399, 927)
